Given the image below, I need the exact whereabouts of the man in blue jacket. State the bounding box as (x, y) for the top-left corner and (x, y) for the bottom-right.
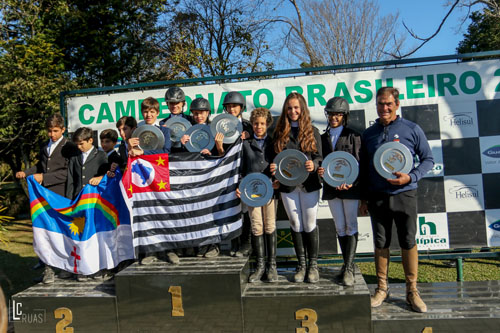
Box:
(360, 87), (434, 313)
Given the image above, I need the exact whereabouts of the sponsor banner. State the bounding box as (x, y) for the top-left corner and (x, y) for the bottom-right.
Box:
(354, 216), (374, 254)
(66, 60), (500, 136)
(438, 101), (478, 139)
(444, 174), (484, 212)
(485, 209), (500, 247)
(480, 136), (500, 174)
(423, 140), (444, 177)
(416, 213), (449, 250)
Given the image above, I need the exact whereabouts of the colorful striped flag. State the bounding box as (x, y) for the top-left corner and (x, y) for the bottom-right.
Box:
(121, 142), (243, 256)
(28, 172), (134, 275)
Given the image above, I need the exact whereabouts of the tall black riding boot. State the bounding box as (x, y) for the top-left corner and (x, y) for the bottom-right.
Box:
(337, 235), (348, 276)
(265, 231), (278, 282)
(343, 233), (358, 287)
(305, 227), (320, 283)
(248, 235), (265, 283)
(236, 212), (252, 257)
(291, 231), (307, 283)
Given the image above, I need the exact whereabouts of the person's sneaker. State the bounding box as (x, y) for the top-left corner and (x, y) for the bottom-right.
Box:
(166, 251), (180, 264)
(76, 274), (91, 282)
(204, 244), (220, 258)
(141, 255), (157, 265)
(42, 266), (55, 284)
(58, 270), (73, 279)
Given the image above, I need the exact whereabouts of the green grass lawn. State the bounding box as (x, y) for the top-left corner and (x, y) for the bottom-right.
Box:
(1, 219), (499, 302)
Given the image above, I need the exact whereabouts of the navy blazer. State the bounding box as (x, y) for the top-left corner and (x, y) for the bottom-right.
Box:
(25, 138), (79, 197)
(271, 126), (323, 193)
(320, 126), (362, 200)
(241, 136), (274, 177)
(66, 148), (108, 200)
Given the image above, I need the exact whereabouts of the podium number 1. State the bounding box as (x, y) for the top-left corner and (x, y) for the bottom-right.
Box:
(295, 308), (318, 333)
(168, 286), (185, 317)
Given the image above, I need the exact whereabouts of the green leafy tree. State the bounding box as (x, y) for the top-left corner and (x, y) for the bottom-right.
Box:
(457, 0), (500, 54)
(0, 0), (77, 176)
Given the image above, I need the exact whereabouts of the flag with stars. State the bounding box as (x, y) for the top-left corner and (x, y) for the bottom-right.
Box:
(121, 142), (243, 255)
(27, 171), (134, 276)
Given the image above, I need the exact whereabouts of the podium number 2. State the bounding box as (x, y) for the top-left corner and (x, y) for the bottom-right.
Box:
(295, 308), (318, 333)
(55, 307), (73, 333)
(168, 286), (185, 317)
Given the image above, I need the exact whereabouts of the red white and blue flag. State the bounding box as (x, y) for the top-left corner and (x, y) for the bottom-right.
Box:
(121, 142), (243, 256)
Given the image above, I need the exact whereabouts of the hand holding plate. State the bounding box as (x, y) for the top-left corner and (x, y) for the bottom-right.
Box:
(269, 163), (277, 175)
(386, 171), (411, 185)
(128, 137), (140, 148)
(180, 134), (190, 145)
(317, 166), (325, 177)
(305, 160), (314, 172)
(336, 183), (352, 191)
(235, 187), (241, 198)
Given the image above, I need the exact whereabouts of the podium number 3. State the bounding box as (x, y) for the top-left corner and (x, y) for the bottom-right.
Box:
(55, 307), (73, 333)
(168, 286), (185, 317)
(295, 308), (318, 333)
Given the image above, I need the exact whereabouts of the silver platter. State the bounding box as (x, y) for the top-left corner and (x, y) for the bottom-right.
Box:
(322, 151), (359, 187)
(239, 173), (274, 207)
(210, 114), (243, 144)
(273, 149), (309, 186)
(165, 117), (192, 142)
(373, 141), (413, 179)
(131, 125), (165, 150)
(184, 124), (215, 153)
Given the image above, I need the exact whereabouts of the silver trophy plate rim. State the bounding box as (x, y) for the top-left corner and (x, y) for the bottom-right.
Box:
(131, 125), (165, 150)
(373, 141), (413, 179)
(239, 172), (274, 207)
(322, 151), (359, 187)
(210, 114), (243, 144)
(273, 149), (309, 186)
(184, 124), (215, 153)
(165, 117), (192, 142)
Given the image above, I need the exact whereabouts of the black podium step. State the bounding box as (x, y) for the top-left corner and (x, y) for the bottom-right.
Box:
(12, 279), (118, 332)
(370, 280), (500, 333)
(242, 266), (372, 332)
(115, 255), (249, 332)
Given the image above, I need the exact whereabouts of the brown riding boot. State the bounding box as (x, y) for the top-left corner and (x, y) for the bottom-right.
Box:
(402, 246), (427, 313)
(370, 248), (390, 307)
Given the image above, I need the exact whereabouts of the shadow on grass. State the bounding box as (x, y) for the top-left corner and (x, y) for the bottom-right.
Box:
(0, 249), (39, 301)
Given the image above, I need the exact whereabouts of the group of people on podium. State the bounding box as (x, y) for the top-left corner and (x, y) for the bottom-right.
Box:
(18, 86), (433, 313)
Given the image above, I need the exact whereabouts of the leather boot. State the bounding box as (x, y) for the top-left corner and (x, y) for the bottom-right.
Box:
(304, 228), (320, 283)
(337, 235), (348, 276)
(343, 233), (358, 287)
(248, 235), (265, 283)
(265, 231), (278, 282)
(291, 231), (307, 283)
(402, 245), (427, 313)
(235, 212), (252, 257)
(371, 248), (390, 307)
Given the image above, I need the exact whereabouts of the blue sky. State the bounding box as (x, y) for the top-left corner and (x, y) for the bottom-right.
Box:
(379, 0), (474, 57)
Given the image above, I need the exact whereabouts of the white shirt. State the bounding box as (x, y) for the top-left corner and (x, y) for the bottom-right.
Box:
(81, 147), (94, 165)
(47, 136), (64, 156)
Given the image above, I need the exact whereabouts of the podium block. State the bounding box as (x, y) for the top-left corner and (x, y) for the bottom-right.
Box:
(242, 266), (371, 332)
(12, 279), (118, 333)
(115, 256), (249, 332)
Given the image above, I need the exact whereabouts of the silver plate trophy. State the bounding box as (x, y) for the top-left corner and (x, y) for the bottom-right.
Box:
(239, 173), (274, 207)
(373, 141), (414, 179)
(273, 149), (309, 186)
(210, 114), (243, 144)
(165, 117), (192, 142)
(184, 124), (215, 153)
(131, 125), (165, 150)
(322, 151), (359, 187)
